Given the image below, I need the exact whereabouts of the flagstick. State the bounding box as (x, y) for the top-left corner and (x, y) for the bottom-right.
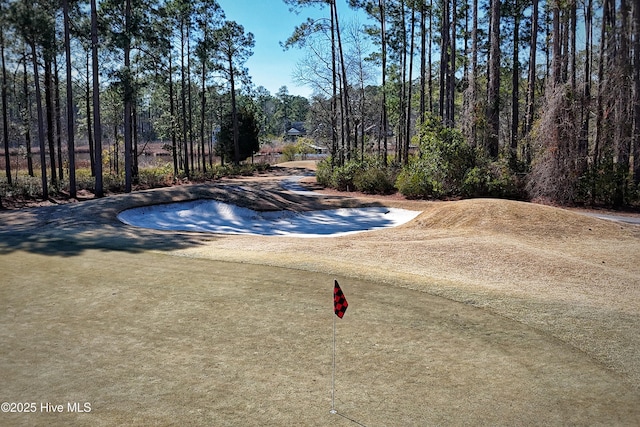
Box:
(331, 293), (337, 414)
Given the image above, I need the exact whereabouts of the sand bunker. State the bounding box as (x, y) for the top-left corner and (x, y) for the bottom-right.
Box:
(117, 200), (421, 237)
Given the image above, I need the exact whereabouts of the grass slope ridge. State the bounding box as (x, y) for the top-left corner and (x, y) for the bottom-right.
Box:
(408, 198), (632, 238)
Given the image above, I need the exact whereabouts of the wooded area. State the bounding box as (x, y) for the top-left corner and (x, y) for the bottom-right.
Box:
(0, 0), (639, 207)
(291, 0), (640, 206)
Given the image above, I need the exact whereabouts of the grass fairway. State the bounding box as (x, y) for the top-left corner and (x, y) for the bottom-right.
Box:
(1, 165), (640, 425)
(2, 250), (638, 426)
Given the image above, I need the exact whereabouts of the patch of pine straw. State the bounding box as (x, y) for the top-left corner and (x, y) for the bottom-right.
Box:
(176, 197), (640, 390)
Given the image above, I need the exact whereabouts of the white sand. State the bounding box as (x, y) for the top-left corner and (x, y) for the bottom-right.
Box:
(117, 200), (421, 238)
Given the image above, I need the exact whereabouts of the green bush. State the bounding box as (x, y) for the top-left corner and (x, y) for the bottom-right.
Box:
(462, 155), (521, 198)
(315, 158), (333, 187)
(331, 161), (362, 191)
(138, 163), (174, 188)
(397, 115), (474, 198)
(0, 175), (42, 199)
(281, 144), (298, 162)
(75, 169), (96, 191)
(316, 156), (398, 194)
(395, 163), (437, 199)
(103, 173), (125, 193)
(354, 163), (397, 194)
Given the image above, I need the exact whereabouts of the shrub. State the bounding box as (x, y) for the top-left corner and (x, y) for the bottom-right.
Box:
(316, 156), (398, 194)
(396, 163), (437, 198)
(315, 158), (333, 187)
(462, 154), (521, 199)
(281, 138), (318, 162)
(0, 175), (42, 199)
(138, 163), (174, 188)
(281, 144), (298, 162)
(331, 161), (362, 191)
(353, 164), (397, 194)
(0, 162), (272, 201)
(75, 169), (96, 191)
(397, 115), (474, 198)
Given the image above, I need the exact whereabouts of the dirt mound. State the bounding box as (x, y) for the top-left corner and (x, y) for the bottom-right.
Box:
(408, 198), (632, 239)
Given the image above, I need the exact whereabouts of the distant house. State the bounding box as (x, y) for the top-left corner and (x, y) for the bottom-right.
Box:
(286, 122), (307, 137)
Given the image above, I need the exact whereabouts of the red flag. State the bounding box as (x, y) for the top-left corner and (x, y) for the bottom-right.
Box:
(334, 280), (348, 318)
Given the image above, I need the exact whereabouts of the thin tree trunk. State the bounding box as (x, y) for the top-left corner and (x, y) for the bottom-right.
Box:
(404, 4), (415, 166)
(510, 0), (520, 163)
(31, 42), (48, 199)
(86, 50), (95, 177)
(134, 96), (140, 181)
(133, 101), (139, 181)
(552, 0), (562, 85)
(44, 56), (57, 186)
(187, 23), (195, 172)
(578, 0), (592, 175)
(614, 0), (632, 206)
(398, 0), (407, 161)
(91, 0), (104, 197)
(439, 0), (449, 121)
(229, 56), (240, 165)
(593, 0), (612, 202)
(333, 0), (351, 161)
(200, 58), (207, 173)
(562, 3), (570, 83)
(22, 48), (34, 177)
(380, 0), (388, 164)
(486, 0), (501, 158)
(633, 0), (640, 185)
(124, 0), (133, 192)
(63, 0), (76, 198)
(428, 0), (433, 113)
(180, 19), (190, 176)
(338, 69), (346, 164)
(169, 51), (178, 177)
(448, 0), (456, 126)
(331, 2), (338, 166)
(113, 108), (119, 175)
(54, 54), (63, 182)
(1, 25), (10, 185)
(524, 0), (538, 137)
(570, 0), (577, 91)
(463, 0), (469, 83)
(419, 0), (426, 124)
(470, 0), (478, 146)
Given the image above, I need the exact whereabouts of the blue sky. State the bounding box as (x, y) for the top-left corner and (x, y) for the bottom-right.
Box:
(216, 0), (371, 98)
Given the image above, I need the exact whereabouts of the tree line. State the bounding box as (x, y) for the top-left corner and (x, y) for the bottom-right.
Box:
(1, 0), (638, 207)
(288, 0), (640, 206)
(0, 0), (310, 204)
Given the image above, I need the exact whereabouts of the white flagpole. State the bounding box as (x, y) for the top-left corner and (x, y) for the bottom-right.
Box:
(331, 286), (337, 414)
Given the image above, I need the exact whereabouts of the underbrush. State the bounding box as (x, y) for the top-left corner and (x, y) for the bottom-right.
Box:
(0, 162), (271, 202)
(317, 117), (522, 200)
(316, 156), (398, 194)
